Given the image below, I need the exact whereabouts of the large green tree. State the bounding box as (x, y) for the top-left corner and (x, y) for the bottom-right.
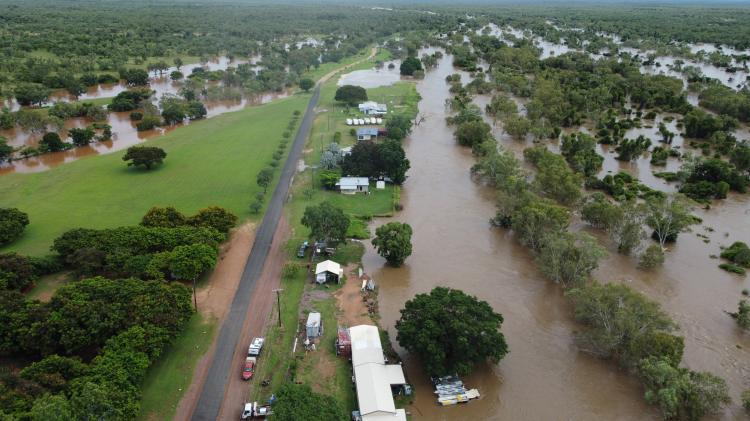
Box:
(396, 287), (508, 376)
(300, 202), (350, 244)
(122, 146), (167, 170)
(372, 222), (413, 266)
(334, 85), (367, 106)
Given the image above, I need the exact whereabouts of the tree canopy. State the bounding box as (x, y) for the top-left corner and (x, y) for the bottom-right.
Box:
(396, 287), (508, 376)
(372, 222), (413, 266)
(122, 146), (167, 170)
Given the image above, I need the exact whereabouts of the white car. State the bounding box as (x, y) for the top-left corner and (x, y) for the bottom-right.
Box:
(248, 337), (265, 356)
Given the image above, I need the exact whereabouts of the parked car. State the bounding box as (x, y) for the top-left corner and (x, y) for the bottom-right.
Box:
(248, 337), (265, 356)
(242, 357), (256, 380)
(296, 241), (308, 258)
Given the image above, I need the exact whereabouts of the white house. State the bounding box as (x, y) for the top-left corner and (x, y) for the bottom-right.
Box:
(336, 177), (369, 194)
(315, 260), (343, 284)
(350, 325), (407, 421)
(358, 101), (388, 116)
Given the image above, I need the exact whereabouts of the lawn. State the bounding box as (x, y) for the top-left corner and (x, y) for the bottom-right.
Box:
(0, 93), (310, 256)
(138, 313), (218, 421)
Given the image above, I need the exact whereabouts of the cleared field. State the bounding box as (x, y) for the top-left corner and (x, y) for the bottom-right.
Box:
(0, 93), (310, 256)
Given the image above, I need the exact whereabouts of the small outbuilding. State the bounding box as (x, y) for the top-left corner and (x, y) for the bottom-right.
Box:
(306, 312), (322, 338)
(315, 259), (343, 284)
(375, 180), (386, 189)
(356, 127), (379, 141)
(336, 177), (369, 194)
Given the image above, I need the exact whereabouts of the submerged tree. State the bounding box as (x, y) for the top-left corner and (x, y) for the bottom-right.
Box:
(372, 222), (413, 267)
(396, 287), (509, 376)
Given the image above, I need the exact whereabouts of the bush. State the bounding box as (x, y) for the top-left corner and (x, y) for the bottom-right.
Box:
(0, 208), (30, 245)
(719, 241), (750, 267)
(135, 115), (161, 131)
(129, 112), (143, 121)
(188, 206), (238, 234)
(639, 244), (665, 270)
(141, 206), (187, 228)
(719, 263), (746, 275)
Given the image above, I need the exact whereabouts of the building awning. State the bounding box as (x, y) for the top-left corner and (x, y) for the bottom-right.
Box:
(315, 260), (342, 276)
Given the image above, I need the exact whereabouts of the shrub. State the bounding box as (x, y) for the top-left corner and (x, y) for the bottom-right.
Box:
(129, 112), (143, 121)
(0, 208), (30, 245)
(639, 244), (665, 270)
(720, 241), (750, 267)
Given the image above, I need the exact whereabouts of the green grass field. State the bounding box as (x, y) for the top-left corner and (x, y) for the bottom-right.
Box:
(138, 313), (218, 421)
(0, 93), (310, 256)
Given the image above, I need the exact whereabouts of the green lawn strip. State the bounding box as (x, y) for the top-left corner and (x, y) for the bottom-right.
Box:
(294, 293), (357, 413)
(248, 258), (307, 403)
(0, 93), (310, 256)
(137, 313), (218, 421)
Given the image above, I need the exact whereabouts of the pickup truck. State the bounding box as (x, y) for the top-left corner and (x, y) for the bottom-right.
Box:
(242, 357), (256, 381)
(241, 402), (273, 419)
(248, 337), (265, 356)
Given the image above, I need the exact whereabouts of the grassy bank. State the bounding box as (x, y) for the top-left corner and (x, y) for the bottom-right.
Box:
(0, 93), (310, 256)
(138, 313), (218, 421)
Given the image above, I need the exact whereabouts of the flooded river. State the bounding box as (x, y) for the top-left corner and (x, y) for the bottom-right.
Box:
(359, 49), (750, 419)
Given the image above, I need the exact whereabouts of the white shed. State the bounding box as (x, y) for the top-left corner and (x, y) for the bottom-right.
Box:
(315, 260), (343, 284)
(306, 312), (322, 338)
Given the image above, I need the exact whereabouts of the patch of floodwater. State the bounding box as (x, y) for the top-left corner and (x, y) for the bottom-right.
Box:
(337, 60), (403, 89)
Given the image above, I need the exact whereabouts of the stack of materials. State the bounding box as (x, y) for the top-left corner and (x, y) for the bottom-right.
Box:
(432, 375), (480, 406)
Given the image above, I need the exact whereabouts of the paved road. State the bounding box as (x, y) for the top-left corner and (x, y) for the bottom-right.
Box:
(191, 86), (320, 421)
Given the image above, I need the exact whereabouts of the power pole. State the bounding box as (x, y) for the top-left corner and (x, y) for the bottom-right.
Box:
(273, 288), (284, 327)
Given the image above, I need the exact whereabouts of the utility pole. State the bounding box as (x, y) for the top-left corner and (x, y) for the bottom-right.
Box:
(273, 288), (284, 327)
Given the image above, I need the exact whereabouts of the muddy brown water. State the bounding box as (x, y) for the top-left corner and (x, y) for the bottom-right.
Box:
(0, 56), (285, 174)
(359, 50), (750, 419)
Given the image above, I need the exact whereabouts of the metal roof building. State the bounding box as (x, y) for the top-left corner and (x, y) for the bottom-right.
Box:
(336, 177), (369, 194)
(315, 260), (343, 284)
(350, 325), (407, 421)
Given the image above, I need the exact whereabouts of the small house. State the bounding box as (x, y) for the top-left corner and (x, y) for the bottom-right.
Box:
(336, 177), (369, 194)
(356, 127), (379, 141)
(315, 259), (343, 284)
(306, 312), (322, 338)
(358, 101), (388, 116)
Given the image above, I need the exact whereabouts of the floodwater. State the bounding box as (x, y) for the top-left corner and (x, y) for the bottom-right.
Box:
(0, 56), (289, 174)
(360, 48), (750, 419)
(360, 51), (658, 420)
(337, 60), (403, 89)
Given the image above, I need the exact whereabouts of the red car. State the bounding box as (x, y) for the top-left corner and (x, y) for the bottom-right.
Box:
(242, 357), (256, 380)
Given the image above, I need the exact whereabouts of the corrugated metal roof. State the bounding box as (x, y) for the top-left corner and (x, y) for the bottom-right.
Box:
(356, 127), (379, 136)
(315, 260), (341, 275)
(336, 177), (369, 188)
(306, 312), (321, 326)
(350, 325), (407, 420)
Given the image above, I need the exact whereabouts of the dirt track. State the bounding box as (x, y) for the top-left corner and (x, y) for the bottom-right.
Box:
(173, 222), (256, 421)
(215, 216), (289, 420)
